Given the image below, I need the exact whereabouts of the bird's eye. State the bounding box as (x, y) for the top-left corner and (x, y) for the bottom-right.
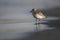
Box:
(32, 9), (34, 11)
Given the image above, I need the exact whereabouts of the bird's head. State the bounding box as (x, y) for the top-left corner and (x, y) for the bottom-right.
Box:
(30, 8), (38, 13)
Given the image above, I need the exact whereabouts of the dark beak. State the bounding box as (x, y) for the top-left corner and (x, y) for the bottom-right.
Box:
(30, 10), (32, 13)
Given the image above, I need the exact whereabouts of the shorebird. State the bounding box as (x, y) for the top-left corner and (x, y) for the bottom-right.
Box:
(30, 8), (47, 31)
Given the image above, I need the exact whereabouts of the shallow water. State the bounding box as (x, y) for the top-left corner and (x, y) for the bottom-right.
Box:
(0, 16), (60, 39)
(0, 23), (54, 39)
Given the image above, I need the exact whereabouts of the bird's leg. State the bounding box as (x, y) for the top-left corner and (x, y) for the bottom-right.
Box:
(34, 18), (37, 25)
(36, 18), (37, 23)
(35, 19), (38, 31)
(39, 19), (40, 24)
(38, 19), (40, 30)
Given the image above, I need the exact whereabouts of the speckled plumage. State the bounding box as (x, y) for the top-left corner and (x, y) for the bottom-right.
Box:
(31, 8), (46, 19)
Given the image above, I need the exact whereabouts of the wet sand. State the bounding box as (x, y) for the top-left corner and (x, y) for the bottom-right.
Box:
(22, 29), (60, 40)
(0, 16), (60, 40)
(0, 16), (59, 24)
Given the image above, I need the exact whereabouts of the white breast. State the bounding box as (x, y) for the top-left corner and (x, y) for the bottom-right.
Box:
(35, 13), (46, 19)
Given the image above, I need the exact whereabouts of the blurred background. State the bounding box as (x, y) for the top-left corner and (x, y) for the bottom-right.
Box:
(0, 0), (60, 40)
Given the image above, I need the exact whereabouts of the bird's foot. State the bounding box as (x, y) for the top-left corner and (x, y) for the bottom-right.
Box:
(38, 22), (40, 24)
(34, 22), (40, 25)
(34, 23), (38, 25)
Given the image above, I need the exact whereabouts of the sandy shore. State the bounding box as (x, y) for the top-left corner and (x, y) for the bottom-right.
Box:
(0, 19), (34, 24)
(22, 29), (60, 40)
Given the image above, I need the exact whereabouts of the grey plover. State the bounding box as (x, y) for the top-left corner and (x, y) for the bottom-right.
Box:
(30, 8), (47, 31)
(30, 8), (46, 23)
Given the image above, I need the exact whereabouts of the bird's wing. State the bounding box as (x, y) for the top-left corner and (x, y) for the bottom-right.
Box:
(38, 12), (45, 16)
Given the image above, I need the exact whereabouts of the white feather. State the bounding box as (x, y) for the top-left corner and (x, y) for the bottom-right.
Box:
(35, 13), (46, 19)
